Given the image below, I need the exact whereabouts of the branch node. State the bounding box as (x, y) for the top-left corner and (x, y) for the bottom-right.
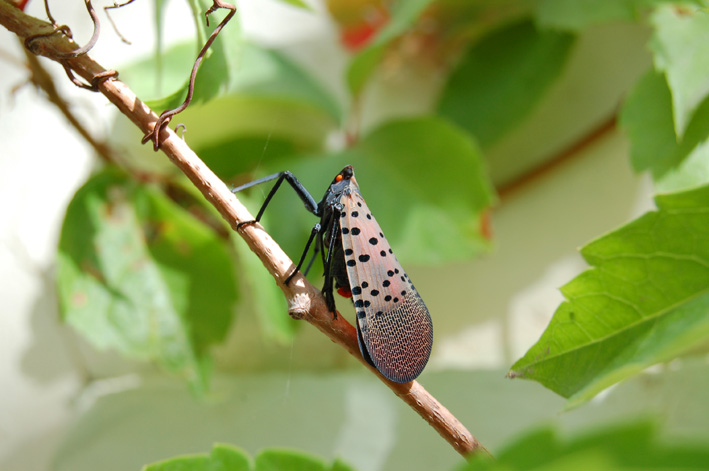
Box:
(24, 23), (71, 55)
(288, 290), (311, 320)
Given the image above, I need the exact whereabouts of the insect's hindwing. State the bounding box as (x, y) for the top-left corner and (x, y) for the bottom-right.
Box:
(339, 180), (433, 383)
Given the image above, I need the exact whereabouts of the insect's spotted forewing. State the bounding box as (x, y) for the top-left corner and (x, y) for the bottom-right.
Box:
(338, 176), (433, 383)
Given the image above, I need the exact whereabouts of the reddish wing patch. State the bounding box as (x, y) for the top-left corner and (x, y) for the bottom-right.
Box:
(338, 179), (433, 383)
(337, 286), (353, 298)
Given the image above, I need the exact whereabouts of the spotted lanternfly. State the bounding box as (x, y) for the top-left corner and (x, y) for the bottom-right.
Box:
(233, 165), (433, 383)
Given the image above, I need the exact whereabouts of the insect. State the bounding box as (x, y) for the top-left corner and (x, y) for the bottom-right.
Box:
(233, 165), (433, 383)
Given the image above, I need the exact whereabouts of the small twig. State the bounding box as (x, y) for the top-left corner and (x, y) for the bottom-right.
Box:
(104, 0), (138, 45)
(497, 116), (617, 200)
(25, 0), (117, 91)
(0, 3), (491, 459)
(43, 0), (56, 25)
(141, 0), (237, 151)
(30, 0), (100, 58)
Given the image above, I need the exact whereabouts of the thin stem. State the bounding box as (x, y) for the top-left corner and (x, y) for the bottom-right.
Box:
(496, 117), (617, 200)
(104, 0), (138, 45)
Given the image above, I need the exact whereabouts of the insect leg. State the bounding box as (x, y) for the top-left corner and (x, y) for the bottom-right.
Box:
(232, 171), (320, 228)
(302, 231), (323, 277)
(321, 211), (340, 319)
(284, 222), (321, 286)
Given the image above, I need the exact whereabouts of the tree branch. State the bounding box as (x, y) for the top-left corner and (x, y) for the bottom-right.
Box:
(0, 2), (490, 459)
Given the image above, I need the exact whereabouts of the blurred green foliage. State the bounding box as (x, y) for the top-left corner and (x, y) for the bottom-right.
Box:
(49, 0), (709, 467)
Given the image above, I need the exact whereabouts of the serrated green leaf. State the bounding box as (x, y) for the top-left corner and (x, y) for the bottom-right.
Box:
(509, 184), (709, 407)
(460, 421), (709, 471)
(346, 0), (435, 95)
(438, 20), (574, 148)
(620, 69), (709, 185)
(255, 449), (327, 471)
(57, 170), (238, 392)
(650, 4), (709, 138)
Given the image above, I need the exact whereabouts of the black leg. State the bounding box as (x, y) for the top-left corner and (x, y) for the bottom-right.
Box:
(232, 171), (320, 229)
(321, 212), (340, 319)
(302, 231), (323, 277)
(285, 222), (321, 286)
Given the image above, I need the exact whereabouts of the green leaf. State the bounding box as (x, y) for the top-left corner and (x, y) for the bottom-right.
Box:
(535, 0), (672, 31)
(619, 69), (678, 176)
(509, 184), (709, 407)
(143, 444), (251, 471)
(620, 69), (709, 184)
(329, 459), (357, 471)
(460, 421), (709, 471)
(655, 138), (709, 193)
(189, 0), (242, 106)
(274, 0), (313, 11)
(270, 117), (495, 265)
(346, 117), (495, 263)
(122, 3), (242, 112)
(157, 43), (341, 180)
(143, 445), (352, 471)
(255, 449), (327, 471)
(120, 41), (196, 107)
(143, 454), (211, 471)
(346, 0), (435, 95)
(210, 444), (252, 471)
(120, 41), (339, 180)
(229, 43), (343, 123)
(437, 20), (574, 148)
(650, 4), (709, 138)
(57, 170), (238, 392)
(179, 95), (337, 180)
